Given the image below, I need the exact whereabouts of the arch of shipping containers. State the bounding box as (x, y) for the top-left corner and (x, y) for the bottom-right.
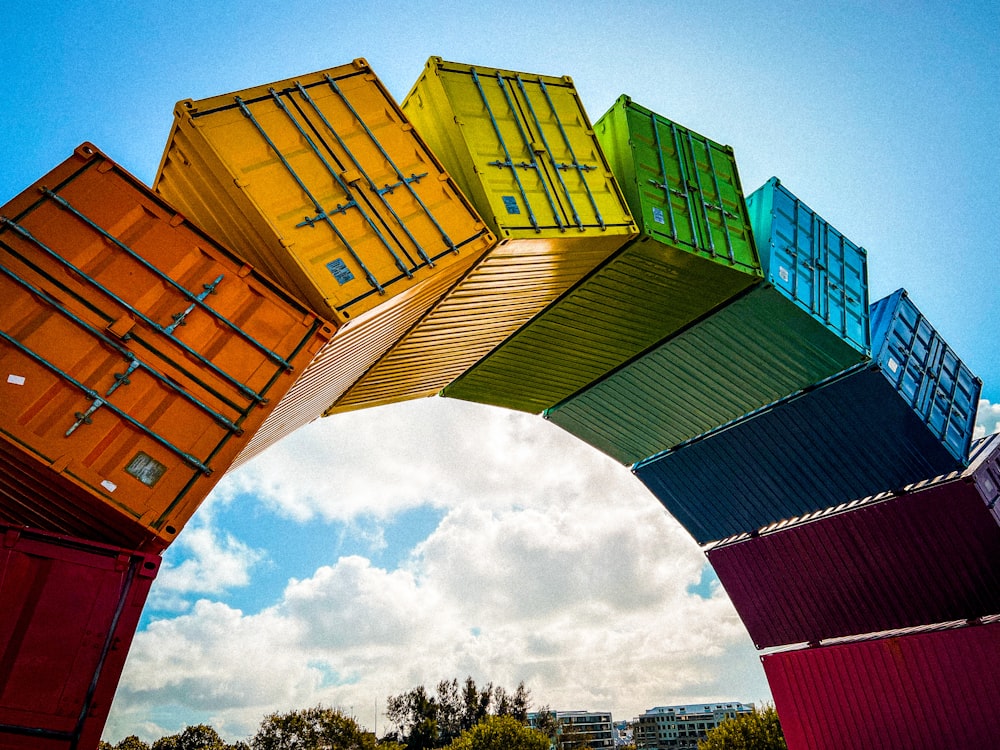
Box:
(0, 55), (992, 749)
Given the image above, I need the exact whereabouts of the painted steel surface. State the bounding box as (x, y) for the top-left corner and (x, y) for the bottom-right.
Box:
(0, 144), (332, 550)
(764, 620), (1000, 749)
(315, 59), (637, 415)
(155, 58), (494, 325)
(402, 57), (635, 241)
(231, 252), (475, 467)
(437, 97), (762, 414)
(546, 177), (870, 464)
(633, 288), (981, 544)
(0, 524), (160, 750)
(708, 433), (1000, 647)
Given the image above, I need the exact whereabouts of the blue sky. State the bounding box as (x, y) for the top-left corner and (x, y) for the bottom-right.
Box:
(2, 0), (998, 743)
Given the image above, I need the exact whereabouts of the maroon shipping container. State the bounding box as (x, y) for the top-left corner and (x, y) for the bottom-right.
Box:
(707, 432), (1000, 648)
(0, 524), (160, 750)
(763, 618), (1000, 750)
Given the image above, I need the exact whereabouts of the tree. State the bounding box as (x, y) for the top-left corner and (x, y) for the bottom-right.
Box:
(152, 725), (232, 750)
(384, 677), (531, 749)
(251, 706), (377, 750)
(444, 716), (549, 750)
(531, 706), (559, 746)
(698, 706), (786, 750)
(114, 737), (151, 750)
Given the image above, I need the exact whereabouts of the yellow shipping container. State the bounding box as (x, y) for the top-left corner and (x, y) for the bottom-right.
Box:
(321, 57), (637, 414)
(155, 58), (494, 326)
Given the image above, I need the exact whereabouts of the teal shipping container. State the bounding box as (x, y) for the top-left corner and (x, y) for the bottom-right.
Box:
(441, 96), (762, 413)
(545, 177), (870, 464)
(633, 288), (981, 545)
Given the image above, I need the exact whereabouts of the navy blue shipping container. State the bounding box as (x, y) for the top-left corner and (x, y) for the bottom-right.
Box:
(633, 288), (981, 544)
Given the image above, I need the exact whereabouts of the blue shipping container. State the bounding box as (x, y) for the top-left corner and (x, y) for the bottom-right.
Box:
(633, 288), (981, 544)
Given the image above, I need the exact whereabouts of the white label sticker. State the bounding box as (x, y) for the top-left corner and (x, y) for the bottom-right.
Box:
(100, 480), (118, 493)
(887, 358), (899, 373)
(7, 374), (25, 386)
(778, 266), (790, 283)
(652, 206), (666, 224)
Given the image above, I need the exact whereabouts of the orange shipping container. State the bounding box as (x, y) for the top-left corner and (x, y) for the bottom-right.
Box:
(0, 144), (333, 551)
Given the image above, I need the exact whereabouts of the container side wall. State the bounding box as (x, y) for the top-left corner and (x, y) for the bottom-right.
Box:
(156, 59), (494, 324)
(0, 525), (159, 749)
(634, 367), (965, 544)
(546, 284), (867, 463)
(764, 623), (1000, 750)
(708, 436), (1000, 647)
(329, 232), (628, 413)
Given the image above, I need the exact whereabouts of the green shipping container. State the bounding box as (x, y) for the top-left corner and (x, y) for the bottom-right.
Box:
(545, 177), (871, 464)
(441, 96), (763, 412)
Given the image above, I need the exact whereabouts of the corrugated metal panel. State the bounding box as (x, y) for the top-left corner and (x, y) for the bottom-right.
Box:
(633, 290), (981, 545)
(314, 59), (637, 415)
(155, 58), (495, 325)
(0, 144), (332, 550)
(0, 524), (160, 750)
(230, 250), (475, 468)
(707, 433), (1000, 648)
(764, 620), (1000, 750)
(436, 96), (762, 414)
(545, 177), (870, 464)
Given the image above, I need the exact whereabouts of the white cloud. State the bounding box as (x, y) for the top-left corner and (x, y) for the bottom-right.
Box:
(975, 398), (1000, 439)
(106, 401), (767, 744)
(148, 517), (265, 613)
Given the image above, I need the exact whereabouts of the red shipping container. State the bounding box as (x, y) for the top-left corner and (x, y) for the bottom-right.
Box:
(763, 618), (1000, 750)
(0, 144), (333, 550)
(707, 432), (1000, 647)
(0, 523), (160, 750)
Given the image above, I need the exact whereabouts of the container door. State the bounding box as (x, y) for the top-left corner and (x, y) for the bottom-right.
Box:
(876, 290), (980, 462)
(436, 65), (614, 232)
(625, 101), (758, 273)
(764, 181), (869, 354)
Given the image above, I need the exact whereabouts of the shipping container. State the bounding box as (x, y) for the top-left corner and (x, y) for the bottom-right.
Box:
(314, 58), (638, 414)
(633, 288), (980, 544)
(0, 144), (332, 550)
(763, 618), (1000, 750)
(155, 58), (495, 326)
(0, 524), (160, 750)
(707, 432), (1000, 648)
(437, 96), (762, 414)
(545, 177), (870, 464)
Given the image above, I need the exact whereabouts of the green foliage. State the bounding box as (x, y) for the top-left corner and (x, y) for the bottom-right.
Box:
(114, 737), (152, 750)
(151, 724), (233, 750)
(384, 677), (530, 749)
(250, 705), (377, 750)
(697, 706), (786, 750)
(444, 716), (549, 750)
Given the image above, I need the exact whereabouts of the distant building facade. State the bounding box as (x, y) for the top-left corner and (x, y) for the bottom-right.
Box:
(529, 710), (615, 749)
(633, 703), (755, 749)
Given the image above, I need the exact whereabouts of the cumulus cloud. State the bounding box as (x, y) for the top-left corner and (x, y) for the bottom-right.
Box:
(975, 398), (1000, 439)
(105, 401), (767, 743)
